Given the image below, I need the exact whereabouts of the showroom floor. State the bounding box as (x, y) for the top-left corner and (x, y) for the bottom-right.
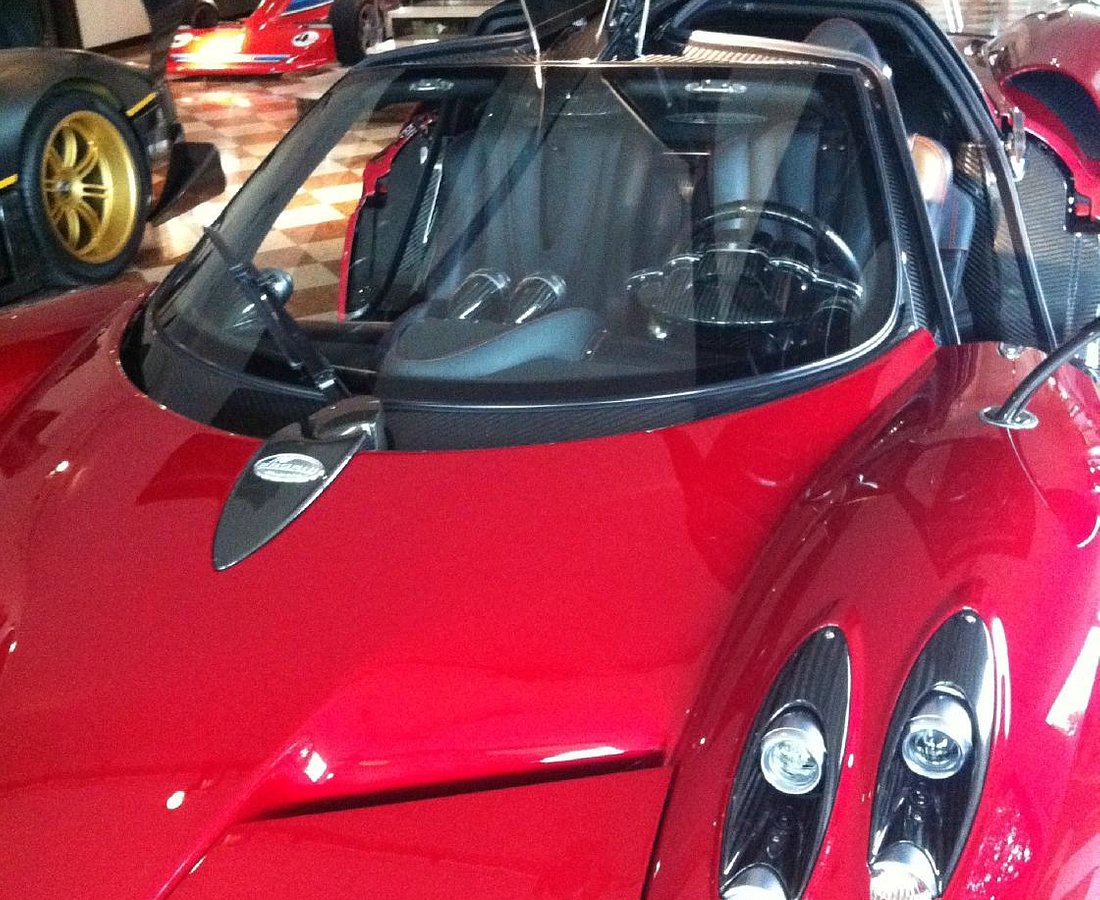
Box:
(110, 46), (357, 303)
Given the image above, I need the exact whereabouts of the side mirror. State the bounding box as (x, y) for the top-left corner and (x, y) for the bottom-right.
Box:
(982, 315), (1100, 430)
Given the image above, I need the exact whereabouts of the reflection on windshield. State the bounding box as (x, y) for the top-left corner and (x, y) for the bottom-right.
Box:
(147, 60), (900, 435)
(914, 0), (1050, 34)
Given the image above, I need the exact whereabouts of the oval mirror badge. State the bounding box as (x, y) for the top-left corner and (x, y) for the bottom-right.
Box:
(253, 453), (326, 484)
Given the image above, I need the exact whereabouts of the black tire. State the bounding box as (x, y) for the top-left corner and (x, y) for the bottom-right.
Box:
(329, 0), (385, 66)
(20, 90), (150, 288)
(190, 0), (221, 28)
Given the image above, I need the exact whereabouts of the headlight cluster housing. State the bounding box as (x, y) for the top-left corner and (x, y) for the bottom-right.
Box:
(719, 628), (850, 900)
(868, 611), (994, 898)
(717, 611), (994, 900)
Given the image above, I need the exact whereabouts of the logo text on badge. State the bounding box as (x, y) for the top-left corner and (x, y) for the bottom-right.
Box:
(253, 453), (326, 484)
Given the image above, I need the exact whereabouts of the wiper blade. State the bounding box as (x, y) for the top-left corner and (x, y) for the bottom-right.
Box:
(203, 226), (347, 402)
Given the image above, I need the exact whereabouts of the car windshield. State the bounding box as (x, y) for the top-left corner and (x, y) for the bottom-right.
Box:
(146, 58), (903, 434)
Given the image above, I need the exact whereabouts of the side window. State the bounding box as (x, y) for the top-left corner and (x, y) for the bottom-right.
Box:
(952, 141), (1052, 347)
(909, 134), (975, 308)
(907, 131), (1047, 347)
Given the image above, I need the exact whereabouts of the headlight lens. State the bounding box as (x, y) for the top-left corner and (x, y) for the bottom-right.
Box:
(869, 841), (937, 900)
(759, 709), (826, 795)
(721, 864), (787, 899)
(901, 692), (973, 779)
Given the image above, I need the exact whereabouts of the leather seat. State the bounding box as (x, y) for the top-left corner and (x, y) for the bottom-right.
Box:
(347, 74), (689, 327)
(804, 17), (886, 68)
(422, 86), (688, 318)
(806, 19), (975, 303)
(704, 24), (879, 278)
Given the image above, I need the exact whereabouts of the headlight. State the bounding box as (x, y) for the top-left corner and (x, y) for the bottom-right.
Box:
(869, 842), (938, 900)
(719, 628), (850, 900)
(760, 709), (826, 795)
(721, 864), (787, 899)
(900, 691), (973, 779)
(868, 611), (994, 899)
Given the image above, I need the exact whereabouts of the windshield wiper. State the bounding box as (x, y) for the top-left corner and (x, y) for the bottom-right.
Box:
(203, 226), (347, 402)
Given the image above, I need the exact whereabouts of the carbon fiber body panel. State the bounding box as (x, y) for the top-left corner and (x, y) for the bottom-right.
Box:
(1018, 139), (1100, 342)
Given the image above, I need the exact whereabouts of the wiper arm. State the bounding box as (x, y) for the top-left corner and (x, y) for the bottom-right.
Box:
(204, 226), (347, 401)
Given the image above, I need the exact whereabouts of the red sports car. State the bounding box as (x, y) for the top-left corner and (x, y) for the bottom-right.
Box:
(1, 2), (1098, 900)
(167, 0), (391, 76)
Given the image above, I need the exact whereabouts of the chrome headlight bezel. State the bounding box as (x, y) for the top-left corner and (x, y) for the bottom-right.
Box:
(868, 611), (995, 896)
(719, 627), (851, 900)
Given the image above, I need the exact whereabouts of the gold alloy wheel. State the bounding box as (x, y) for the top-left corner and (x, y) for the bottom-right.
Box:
(39, 110), (139, 265)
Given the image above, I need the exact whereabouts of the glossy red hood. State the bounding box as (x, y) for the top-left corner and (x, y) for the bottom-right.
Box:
(0, 297), (934, 898)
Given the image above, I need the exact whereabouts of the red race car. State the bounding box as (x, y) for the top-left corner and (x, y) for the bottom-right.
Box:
(167, 0), (391, 76)
(2, 2), (1099, 900)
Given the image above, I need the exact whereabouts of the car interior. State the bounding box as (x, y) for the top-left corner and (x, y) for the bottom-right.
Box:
(317, 12), (1010, 399)
(331, 48), (902, 394)
(133, 8), (1044, 448)
(658, 5), (1050, 349)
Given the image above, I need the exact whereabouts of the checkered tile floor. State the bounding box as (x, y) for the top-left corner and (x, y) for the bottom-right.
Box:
(125, 50), (352, 307)
(250, 118), (397, 317)
(66, 45), (389, 317)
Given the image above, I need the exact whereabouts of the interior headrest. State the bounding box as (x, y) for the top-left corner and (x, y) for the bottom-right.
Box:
(909, 134), (953, 207)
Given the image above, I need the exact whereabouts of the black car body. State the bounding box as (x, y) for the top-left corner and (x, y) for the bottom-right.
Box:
(0, 0), (223, 304)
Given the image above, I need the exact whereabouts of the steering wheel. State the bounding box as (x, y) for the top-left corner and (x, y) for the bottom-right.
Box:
(693, 200), (862, 286)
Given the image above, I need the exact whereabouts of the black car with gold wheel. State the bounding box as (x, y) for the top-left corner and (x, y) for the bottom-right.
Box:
(0, 0), (224, 304)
